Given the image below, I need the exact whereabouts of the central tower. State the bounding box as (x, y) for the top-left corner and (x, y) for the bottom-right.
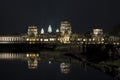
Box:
(27, 26), (38, 42)
(60, 21), (72, 43)
(28, 26), (38, 37)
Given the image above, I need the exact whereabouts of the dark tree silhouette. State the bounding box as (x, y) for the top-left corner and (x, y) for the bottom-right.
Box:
(84, 31), (91, 38)
(112, 24), (120, 36)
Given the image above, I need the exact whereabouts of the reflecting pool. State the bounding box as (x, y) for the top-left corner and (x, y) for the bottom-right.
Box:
(0, 52), (114, 80)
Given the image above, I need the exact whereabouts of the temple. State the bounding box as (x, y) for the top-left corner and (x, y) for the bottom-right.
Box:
(0, 21), (119, 45)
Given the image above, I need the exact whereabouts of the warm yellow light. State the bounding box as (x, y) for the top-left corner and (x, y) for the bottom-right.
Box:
(26, 54), (29, 57)
(101, 42), (104, 44)
(93, 38), (95, 41)
(44, 39), (48, 41)
(26, 38), (29, 41)
(89, 39), (91, 41)
(83, 39), (86, 41)
(40, 39), (43, 41)
(50, 38), (55, 41)
(101, 38), (104, 41)
(113, 42), (116, 45)
(36, 39), (39, 41)
(117, 42), (119, 45)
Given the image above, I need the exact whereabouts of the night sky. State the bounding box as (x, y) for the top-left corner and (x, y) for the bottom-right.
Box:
(0, 0), (120, 34)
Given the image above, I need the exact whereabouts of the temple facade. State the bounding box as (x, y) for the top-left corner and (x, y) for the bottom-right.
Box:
(0, 21), (119, 45)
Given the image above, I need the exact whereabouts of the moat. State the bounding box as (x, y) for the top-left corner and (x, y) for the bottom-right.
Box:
(0, 52), (113, 80)
(0, 43), (119, 80)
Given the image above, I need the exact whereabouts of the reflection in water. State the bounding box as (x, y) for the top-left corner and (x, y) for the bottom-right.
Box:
(48, 61), (52, 64)
(0, 52), (114, 80)
(0, 52), (88, 74)
(0, 52), (76, 73)
(26, 53), (39, 69)
(60, 62), (71, 74)
(0, 53), (25, 59)
(0, 53), (40, 69)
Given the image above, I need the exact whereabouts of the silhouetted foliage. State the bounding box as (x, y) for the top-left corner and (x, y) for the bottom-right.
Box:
(84, 31), (91, 38)
(112, 24), (120, 36)
(70, 34), (78, 41)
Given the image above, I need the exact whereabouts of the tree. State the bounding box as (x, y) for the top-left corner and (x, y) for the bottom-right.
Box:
(84, 31), (91, 38)
(70, 34), (78, 42)
(112, 24), (120, 36)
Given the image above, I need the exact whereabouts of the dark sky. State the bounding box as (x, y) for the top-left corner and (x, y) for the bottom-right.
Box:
(0, 0), (120, 34)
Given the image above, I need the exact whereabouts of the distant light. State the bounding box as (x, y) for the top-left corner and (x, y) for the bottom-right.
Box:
(117, 42), (119, 45)
(40, 39), (43, 41)
(44, 39), (48, 41)
(89, 39), (92, 41)
(49, 61), (51, 64)
(26, 54), (29, 57)
(26, 38), (29, 41)
(101, 42), (104, 44)
(101, 38), (104, 41)
(83, 39), (86, 41)
(50, 38), (55, 41)
(36, 39), (39, 41)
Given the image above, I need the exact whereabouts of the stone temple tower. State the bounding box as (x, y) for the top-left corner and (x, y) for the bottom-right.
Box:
(27, 26), (38, 42)
(60, 21), (72, 43)
(28, 26), (38, 37)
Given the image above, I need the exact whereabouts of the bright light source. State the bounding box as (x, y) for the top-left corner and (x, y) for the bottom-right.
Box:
(49, 61), (51, 64)
(89, 39), (91, 41)
(26, 38), (29, 41)
(44, 39), (48, 41)
(83, 39), (86, 41)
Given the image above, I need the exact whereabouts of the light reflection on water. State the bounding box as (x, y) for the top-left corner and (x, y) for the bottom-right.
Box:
(0, 52), (114, 80)
(0, 53), (40, 69)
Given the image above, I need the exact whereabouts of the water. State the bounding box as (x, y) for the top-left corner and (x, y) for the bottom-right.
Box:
(0, 52), (113, 80)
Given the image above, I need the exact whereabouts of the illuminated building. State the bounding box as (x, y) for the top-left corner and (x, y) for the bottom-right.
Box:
(0, 36), (23, 43)
(28, 26), (38, 37)
(0, 21), (119, 45)
(27, 26), (39, 42)
(60, 21), (72, 43)
(93, 29), (103, 36)
(92, 29), (104, 42)
(39, 33), (58, 43)
(60, 21), (72, 35)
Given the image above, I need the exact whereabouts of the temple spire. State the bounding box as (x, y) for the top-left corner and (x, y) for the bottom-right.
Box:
(41, 28), (44, 34)
(56, 29), (59, 32)
(48, 25), (52, 33)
